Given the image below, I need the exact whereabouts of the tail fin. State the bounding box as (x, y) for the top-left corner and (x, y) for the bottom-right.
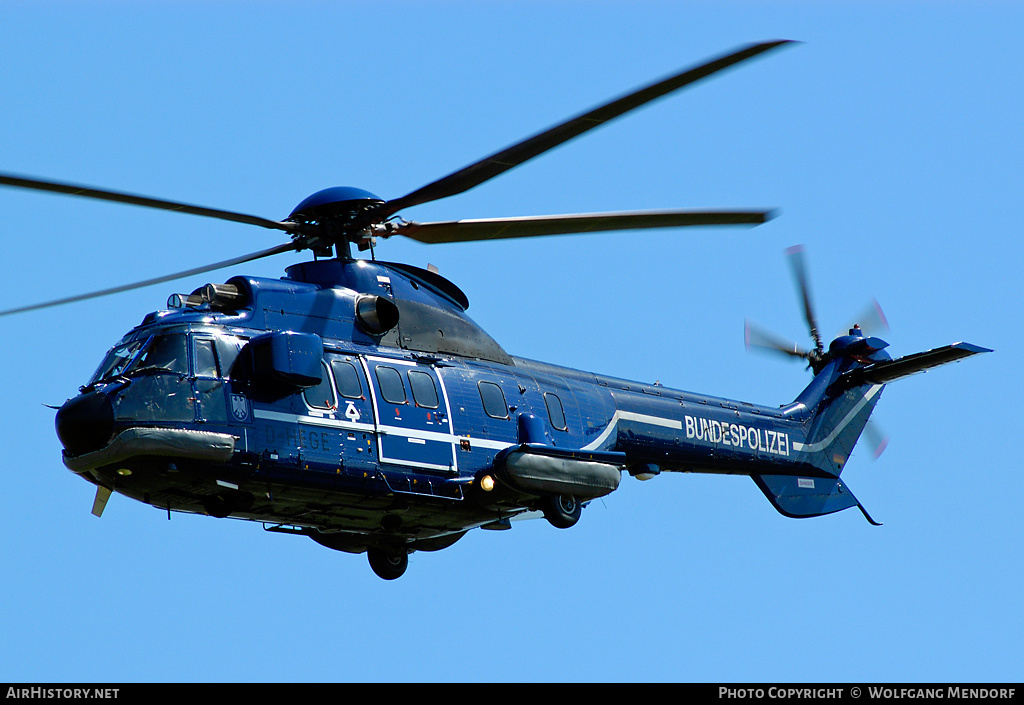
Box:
(753, 338), (991, 523)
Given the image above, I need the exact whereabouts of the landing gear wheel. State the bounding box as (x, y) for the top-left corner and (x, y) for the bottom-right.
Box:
(203, 495), (231, 518)
(367, 547), (409, 580)
(541, 494), (582, 529)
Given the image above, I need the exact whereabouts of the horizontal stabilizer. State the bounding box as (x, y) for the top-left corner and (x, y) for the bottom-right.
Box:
(752, 474), (880, 525)
(841, 342), (991, 387)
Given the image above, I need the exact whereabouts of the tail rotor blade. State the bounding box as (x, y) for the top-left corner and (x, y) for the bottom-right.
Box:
(744, 318), (810, 361)
(864, 420), (889, 460)
(843, 298), (890, 337)
(785, 244), (823, 355)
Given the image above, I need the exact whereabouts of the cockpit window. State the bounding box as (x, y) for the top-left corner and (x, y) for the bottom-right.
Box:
(89, 332), (242, 387)
(215, 336), (243, 377)
(89, 339), (146, 385)
(194, 339), (219, 378)
(127, 334), (189, 377)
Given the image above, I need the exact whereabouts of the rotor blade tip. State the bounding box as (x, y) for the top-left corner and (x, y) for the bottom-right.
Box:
(751, 39), (801, 54)
(872, 299), (890, 331)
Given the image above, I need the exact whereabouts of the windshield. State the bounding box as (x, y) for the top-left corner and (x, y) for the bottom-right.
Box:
(88, 339), (146, 385)
(126, 334), (189, 376)
(88, 333), (190, 385)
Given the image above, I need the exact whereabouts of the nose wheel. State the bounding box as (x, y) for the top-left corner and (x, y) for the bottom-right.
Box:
(541, 494), (582, 529)
(367, 547), (409, 580)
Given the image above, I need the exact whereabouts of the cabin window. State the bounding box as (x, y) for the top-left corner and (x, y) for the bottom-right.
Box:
(303, 361), (336, 410)
(376, 366), (407, 404)
(408, 370), (439, 409)
(331, 360), (363, 399)
(478, 381), (508, 419)
(544, 392), (567, 431)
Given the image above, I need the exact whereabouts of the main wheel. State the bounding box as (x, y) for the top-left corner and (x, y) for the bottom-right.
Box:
(203, 494), (231, 518)
(367, 547), (409, 580)
(541, 494), (582, 529)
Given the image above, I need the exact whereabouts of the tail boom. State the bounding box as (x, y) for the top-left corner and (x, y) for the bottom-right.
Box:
(586, 339), (989, 523)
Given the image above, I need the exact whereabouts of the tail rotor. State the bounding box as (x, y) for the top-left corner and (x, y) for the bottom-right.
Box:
(746, 245), (892, 459)
(745, 245), (830, 373)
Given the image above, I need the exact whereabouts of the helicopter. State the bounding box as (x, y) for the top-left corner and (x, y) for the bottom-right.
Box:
(0, 40), (990, 580)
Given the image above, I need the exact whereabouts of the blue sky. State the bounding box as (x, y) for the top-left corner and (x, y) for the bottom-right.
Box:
(1, 1), (1020, 683)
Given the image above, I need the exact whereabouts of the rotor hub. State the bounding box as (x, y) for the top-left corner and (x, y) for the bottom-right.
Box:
(287, 187), (386, 255)
(287, 186), (384, 222)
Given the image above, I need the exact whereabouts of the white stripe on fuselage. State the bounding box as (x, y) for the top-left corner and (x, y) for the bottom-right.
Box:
(581, 384), (882, 457)
(253, 409), (514, 451)
(580, 410), (682, 451)
(790, 384), (883, 453)
(258, 382), (879, 463)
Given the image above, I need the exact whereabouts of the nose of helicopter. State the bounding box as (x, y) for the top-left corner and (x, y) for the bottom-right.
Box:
(55, 391), (114, 457)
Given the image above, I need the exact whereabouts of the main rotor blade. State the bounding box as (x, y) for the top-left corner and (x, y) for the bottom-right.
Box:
(785, 244), (822, 354)
(0, 241), (297, 317)
(0, 173), (299, 234)
(396, 209), (774, 244)
(379, 40), (794, 218)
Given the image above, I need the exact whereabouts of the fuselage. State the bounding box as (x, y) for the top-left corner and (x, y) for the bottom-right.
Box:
(54, 257), (864, 552)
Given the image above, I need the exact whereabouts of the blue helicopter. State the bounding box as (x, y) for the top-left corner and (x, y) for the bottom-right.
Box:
(0, 41), (990, 579)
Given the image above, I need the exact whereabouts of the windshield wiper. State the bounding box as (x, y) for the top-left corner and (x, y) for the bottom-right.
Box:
(124, 365), (186, 378)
